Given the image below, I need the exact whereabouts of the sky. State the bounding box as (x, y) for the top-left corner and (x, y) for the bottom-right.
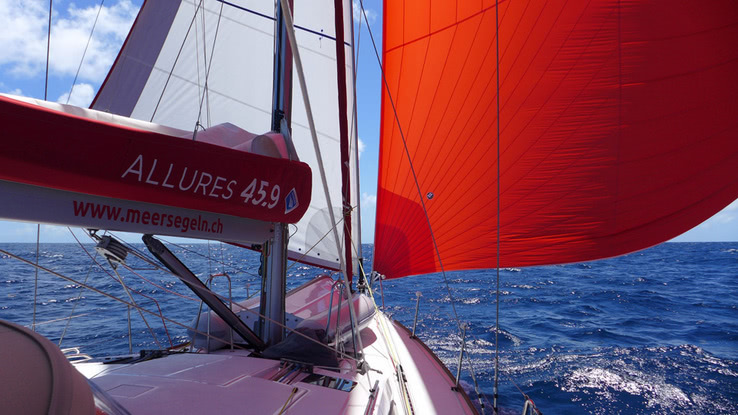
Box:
(0, 0), (736, 244)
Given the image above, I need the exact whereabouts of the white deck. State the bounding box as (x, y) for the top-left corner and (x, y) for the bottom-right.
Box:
(76, 295), (477, 414)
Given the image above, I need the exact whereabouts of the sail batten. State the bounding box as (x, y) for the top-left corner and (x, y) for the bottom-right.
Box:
(374, 0), (738, 279)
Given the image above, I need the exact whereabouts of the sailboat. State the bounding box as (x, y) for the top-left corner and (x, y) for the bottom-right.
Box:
(1, 0), (738, 414)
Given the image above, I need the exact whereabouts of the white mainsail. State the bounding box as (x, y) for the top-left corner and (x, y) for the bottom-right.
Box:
(92, 0), (360, 274)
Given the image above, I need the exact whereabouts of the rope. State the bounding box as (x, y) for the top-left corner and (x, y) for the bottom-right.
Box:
(155, 236), (258, 278)
(82, 232), (199, 304)
(463, 347), (487, 413)
(356, 9), (474, 411)
(494, 2), (501, 413)
(429, 303), (541, 415)
(150, 1), (204, 122)
(357, 0), (464, 338)
(32, 225), (40, 331)
(193, 1), (224, 137)
(277, 387), (298, 415)
(37, 0), (52, 332)
(283, 204), (356, 274)
(59, 227), (102, 346)
(192, 0), (204, 126)
(35, 313), (93, 328)
(109, 259), (164, 349)
(2, 249), (194, 338)
(44, 0), (52, 100)
(348, 0), (364, 265)
(2, 246), (362, 363)
(66, 0), (105, 105)
(357, 4), (514, 413)
(277, 0), (364, 362)
(364, 278), (415, 414)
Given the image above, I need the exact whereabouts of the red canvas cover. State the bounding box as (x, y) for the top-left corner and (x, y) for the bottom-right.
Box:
(0, 95), (311, 224)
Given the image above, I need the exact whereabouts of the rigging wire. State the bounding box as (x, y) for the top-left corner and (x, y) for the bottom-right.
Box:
(356, 0), (464, 333)
(428, 302), (538, 412)
(151, 1), (204, 122)
(44, 0), (52, 101)
(283, 204), (357, 274)
(108, 258), (164, 349)
(156, 236), (259, 279)
(82, 232), (197, 302)
(66, 0), (105, 105)
(107, 232), (368, 360)
(1, 245), (363, 364)
(357, 1), (494, 410)
(194, 1), (225, 137)
(33, 313), (93, 328)
(32, 225), (40, 331)
(59, 227), (102, 346)
(192, 0), (204, 124)
(35, 0), (53, 332)
(355, 8), (489, 404)
(362, 268), (415, 414)
(494, 2), (501, 413)
(348, 0), (364, 272)
(2, 249), (189, 339)
(277, 0), (365, 362)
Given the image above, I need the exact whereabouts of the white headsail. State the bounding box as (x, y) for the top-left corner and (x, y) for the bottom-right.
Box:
(92, 0), (360, 274)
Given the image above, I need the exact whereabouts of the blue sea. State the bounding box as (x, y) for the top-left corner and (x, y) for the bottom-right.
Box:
(1, 241), (736, 414)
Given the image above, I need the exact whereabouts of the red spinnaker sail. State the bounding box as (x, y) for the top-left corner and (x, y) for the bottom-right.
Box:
(374, 1), (738, 279)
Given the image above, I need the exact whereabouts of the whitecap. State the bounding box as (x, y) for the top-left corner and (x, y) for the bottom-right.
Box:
(563, 366), (691, 410)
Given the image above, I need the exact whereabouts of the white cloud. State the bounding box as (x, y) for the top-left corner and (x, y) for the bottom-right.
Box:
(672, 198), (738, 241)
(358, 138), (365, 159)
(361, 192), (376, 208)
(353, 2), (377, 26)
(50, 1), (138, 82)
(0, 0), (47, 76)
(710, 199), (738, 225)
(57, 82), (95, 106)
(0, 0), (137, 82)
(5, 88), (24, 96)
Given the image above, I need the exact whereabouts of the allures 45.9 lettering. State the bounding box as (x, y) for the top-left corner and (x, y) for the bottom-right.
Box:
(121, 155), (283, 210)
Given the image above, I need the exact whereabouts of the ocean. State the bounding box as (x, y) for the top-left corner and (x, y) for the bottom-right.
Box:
(1, 241), (736, 414)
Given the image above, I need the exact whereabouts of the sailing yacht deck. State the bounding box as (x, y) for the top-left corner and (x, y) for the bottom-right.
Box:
(76, 306), (477, 414)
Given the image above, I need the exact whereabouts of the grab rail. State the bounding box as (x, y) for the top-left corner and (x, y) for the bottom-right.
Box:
(207, 273), (233, 351)
(522, 397), (542, 415)
(324, 279), (358, 358)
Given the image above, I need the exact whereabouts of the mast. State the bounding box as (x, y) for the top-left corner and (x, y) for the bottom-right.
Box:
(260, 0), (293, 346)
(333, 0), (353, 283)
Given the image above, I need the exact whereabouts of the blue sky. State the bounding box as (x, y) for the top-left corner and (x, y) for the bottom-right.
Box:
(0, 0), (735, 243)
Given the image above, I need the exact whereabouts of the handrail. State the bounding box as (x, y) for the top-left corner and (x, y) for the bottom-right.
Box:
(207, 272), (234, 351)
(522, 397), (542, 415)
(363, 380), (380, 415)
(62, 347), (93, 363)
(109, 259), (162, 349)
(411, 291), (422, 338)
(323, 279), (360, 358)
